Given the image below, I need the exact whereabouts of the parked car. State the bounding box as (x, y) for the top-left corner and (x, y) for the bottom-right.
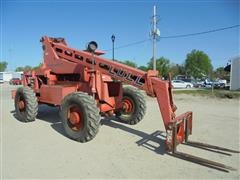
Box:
(213, 79), (227, 89)
(194, 80), (205, 88)
(182, 78), (204, 88)
(171, 80), (193, 89)
(0, 78), (3, 84)
(9, 78), (22, 85)
(182, 78), (195, 83)
(203, 79), (213, 88)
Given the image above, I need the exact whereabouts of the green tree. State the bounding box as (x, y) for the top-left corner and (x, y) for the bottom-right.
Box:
(184, 49), (213, 79)
(15, 65), (32, 72)
(147, 57), (170, 77)
(138, 65), (148, 71)
(121, 60), (137, 68)
(32, 63), (43, 70)
(169, 63), (185, 78)
(0, 61), (8, 71)
(15, 62), (42, 72)
(213, 67), (230, 80)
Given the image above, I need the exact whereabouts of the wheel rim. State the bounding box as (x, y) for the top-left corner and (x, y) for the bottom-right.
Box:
(122, 97), (134, 115)
(18, 100), (25, 110)
(67, 105), (83, 131)
(17, 94), (26, 115)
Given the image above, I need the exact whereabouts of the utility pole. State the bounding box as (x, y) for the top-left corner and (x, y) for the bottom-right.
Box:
(151, 5), (160, 71)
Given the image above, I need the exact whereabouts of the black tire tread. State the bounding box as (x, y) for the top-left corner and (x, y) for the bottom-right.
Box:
(15, 86), (38, 122)
(61, 92), (100, 143)
(118, 86), (146, 125)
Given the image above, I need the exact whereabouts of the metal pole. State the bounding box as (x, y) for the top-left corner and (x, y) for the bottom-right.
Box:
(113, 41), (115, 61)
(111, 35), (115, 61)
(153, 5), (157, 71)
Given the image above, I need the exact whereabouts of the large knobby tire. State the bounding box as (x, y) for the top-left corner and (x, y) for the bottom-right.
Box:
(117, 86), (146, 125)
(14, 86), (38, 122)
(60, 92), (100, 142)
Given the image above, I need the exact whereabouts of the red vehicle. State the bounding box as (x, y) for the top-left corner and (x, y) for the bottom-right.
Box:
(10, 78), (22, 85)
(12, 37), (238, 171)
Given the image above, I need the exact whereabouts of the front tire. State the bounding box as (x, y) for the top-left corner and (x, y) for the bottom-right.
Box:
(14, 86), (38, 122)
(60, 92), (100, 142)
(116, 86), (146, 125)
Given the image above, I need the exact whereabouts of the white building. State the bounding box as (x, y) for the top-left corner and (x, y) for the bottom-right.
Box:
(230, 57), (240, 91)
(0, 71), (23, 82)
(0, 72), (12, 82)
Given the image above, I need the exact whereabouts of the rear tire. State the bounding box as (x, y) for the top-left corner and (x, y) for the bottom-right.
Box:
(60, 92), (100, 142)
(116, 86), (146, 125)
(14, 86), (38, 122)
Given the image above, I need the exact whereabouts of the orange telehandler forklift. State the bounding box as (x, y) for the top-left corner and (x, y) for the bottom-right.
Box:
(12, 37), (239, 172)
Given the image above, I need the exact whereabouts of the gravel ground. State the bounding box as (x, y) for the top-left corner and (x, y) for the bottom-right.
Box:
(1, 83), (239, 179)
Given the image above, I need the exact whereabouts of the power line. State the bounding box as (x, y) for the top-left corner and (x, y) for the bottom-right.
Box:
(103, 38), (150, 51)
(161, 25), (240, 39)
(103, 25), (239, 52)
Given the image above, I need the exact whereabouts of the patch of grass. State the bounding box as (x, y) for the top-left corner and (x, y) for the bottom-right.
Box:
(173, 89), (240, 99)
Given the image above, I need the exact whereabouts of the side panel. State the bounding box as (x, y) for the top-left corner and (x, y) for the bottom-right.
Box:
(38, 85), (77, 105)
(98, 81), (123, 113)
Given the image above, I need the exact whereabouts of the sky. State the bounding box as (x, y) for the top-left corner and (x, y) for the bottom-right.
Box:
(1, 0), (239, 71)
